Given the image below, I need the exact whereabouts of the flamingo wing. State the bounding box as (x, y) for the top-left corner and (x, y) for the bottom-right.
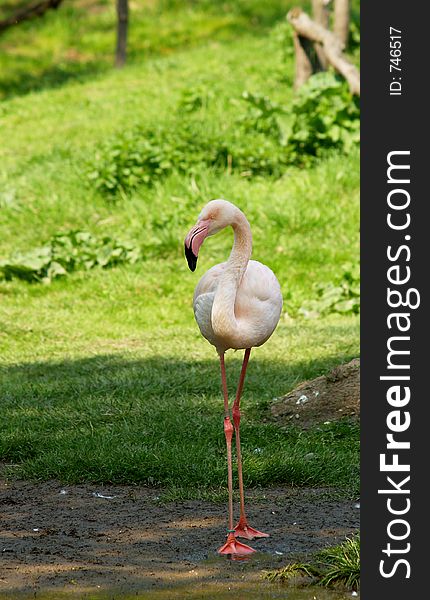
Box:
(193, 263), (226, 346)
(235, 260), (283, 347)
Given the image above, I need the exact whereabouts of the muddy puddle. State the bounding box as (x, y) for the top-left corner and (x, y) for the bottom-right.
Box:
(0, 553), (358, 600)
(0, 582), (356, 600)
(1, 481), (359, 597)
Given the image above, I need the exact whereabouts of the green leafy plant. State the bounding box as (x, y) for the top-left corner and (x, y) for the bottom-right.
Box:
(87, 109), (289, 196)
(178, 84), (213, 113)
(287, 72), (360, 165)
(205, 91), (289, 177)
(87, 118), (230, 195)
(0, 231), (142, 283)
(212, 134), (287, 177)
(271, 20), (295, 66)
(350, 21), (361, 51)
(86, 128), (187, 194)
(299, 263), (360, 318)
(238, 91), (287, 141)
(87, 73), (360, 198)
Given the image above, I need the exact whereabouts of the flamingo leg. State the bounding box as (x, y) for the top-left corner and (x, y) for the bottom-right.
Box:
(217, 353), (255, 556)
(233, 349), (269, 540)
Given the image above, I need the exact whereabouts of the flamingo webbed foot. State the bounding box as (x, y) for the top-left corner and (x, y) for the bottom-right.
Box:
(218, 532), (256, 556)
(234, 519), (269, 540)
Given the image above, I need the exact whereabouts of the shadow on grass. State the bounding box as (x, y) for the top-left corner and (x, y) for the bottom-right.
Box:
(0, 351), (359, 488)
(0, 351), (357, 406)
(0, 0), (296, 101)
(0, 60), (107, 101)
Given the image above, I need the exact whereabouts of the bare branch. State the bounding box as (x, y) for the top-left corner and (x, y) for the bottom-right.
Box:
(312, 0), (330, 28)
(287, 7), (359, 95)
(333, 0), (350, 47)
(292, 32), (314, 89)
(311, 0), (331, 69)
(0, 0), (63, 34)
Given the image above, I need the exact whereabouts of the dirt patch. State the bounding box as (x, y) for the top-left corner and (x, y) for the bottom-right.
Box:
(0, 480), (359, 595)
(271, 359), (360, 428)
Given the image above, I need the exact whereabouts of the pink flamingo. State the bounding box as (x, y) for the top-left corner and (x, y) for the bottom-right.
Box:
(184, 199), (283, 556)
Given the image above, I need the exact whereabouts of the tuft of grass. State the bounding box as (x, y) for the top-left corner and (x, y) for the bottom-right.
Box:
(317, 534), (360, 590)
(264, 562), (320, 583)
(264, 534), (360, 590)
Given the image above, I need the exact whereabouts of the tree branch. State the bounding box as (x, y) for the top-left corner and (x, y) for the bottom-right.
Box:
(0, 0), (63, 34)
(333, 0), (350, 47)
(312, 0), (330, 28)
(287, 6), (360, 95)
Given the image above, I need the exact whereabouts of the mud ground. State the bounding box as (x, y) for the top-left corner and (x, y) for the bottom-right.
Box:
(271, 358), (360, 428)
(0, 480), (359, 596)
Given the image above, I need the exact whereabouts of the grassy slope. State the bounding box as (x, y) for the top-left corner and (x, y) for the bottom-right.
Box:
(0, 0), (302, 100)
(0, 1), (359, 497)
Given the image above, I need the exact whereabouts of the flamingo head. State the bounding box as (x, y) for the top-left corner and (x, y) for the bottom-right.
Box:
(184, 199), (239, 271)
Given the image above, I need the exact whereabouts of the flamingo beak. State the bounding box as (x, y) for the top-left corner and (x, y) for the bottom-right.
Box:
(184, 219), (210, 272)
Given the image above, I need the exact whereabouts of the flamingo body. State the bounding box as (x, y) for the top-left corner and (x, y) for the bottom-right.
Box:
(193, 259), (282, 353)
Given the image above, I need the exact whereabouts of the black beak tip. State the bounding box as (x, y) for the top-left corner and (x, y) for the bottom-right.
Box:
(185, 243), (198, 272)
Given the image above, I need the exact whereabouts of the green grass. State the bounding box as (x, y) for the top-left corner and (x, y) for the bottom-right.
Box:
(0, 0), (359, 497)
(265, 534), (360, 590)
(318, 534), (360, 590)
(0, 0), (301, 100)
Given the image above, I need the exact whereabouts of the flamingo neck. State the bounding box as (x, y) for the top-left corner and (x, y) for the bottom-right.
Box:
(211, 210), (252, 347)
(227, 212), (253, 278)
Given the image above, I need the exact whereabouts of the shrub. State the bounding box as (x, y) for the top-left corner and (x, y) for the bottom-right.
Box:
(299, 263), (360, 318)
(178, 84), (214, 113)
(86, 128), (187, 195)
(287, 72), (360, 165)
(212, 134), (286, 177)
(0, 231), (141, 283)
(271, 20), (295, 67)
(87, 71), (361, 197)
(87, 111), (288, 195)
(238, 91), (286, 141)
